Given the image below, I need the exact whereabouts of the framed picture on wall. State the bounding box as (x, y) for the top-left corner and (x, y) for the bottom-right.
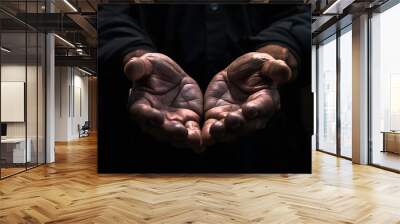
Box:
(1, 81), (25, 123)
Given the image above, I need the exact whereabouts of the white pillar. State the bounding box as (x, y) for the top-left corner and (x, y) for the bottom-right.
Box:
(352, 14), (369, 164)
(46, 0), (55, 163)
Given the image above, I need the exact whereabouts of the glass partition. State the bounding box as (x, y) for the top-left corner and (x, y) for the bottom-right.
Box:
(1, 31), (28, 177)
(0, 0), (46, 179)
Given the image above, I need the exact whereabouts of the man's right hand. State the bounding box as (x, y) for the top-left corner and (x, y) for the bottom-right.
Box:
(124, 53), (203, 151)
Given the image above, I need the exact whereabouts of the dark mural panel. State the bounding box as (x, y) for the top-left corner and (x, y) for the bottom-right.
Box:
(97, 3), (312, 173)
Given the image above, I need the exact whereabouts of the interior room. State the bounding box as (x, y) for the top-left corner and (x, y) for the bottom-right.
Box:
(1, 0), (400, 223)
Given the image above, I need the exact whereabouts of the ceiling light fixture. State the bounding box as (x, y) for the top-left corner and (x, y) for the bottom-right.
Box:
(1, 47), (11, 53)
(323, 0), (354, 15)
(63, 0), (78, 12)
(323, 0), (341, 14)
(78, 67), (92, 76)
(54, 34), (75, 48)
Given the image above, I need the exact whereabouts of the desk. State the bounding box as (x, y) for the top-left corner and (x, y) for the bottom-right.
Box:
(1, 138), (31, 164)
(382, 131), (400, 154)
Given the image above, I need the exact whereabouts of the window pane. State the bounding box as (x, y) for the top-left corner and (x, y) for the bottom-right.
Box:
(340, 28), (352, 158)
(371, 3), (400, 171)
(318, 36), (337, 154)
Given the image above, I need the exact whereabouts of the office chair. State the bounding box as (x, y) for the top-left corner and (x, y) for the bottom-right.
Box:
(79, 121), (90, 138)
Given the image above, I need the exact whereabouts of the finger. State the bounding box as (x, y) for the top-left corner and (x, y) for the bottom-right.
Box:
(242, 91), (276, 120)
(124, 57), (152, 81)
(202, 118), (218, 146)
(163, 120), (188, 141)
(165, 109), (200, 125)
(185, 121), (203, 152)
(261, 59), (292, 84)
(129, 103), (164, 126)
(227, 52), (274, 82)
(203, 118), (237, 145)
(224, 111), (244, 131)
(204, 105), (240, 121)
(210, 120), (226, 139)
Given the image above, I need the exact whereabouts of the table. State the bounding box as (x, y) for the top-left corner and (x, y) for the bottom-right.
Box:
(382, 131), (400, 154)
(1, 138), (31, 164)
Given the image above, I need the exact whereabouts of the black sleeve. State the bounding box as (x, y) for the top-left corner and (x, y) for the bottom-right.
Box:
(98, 5), (156, 70)
(249, 6), (311, 85)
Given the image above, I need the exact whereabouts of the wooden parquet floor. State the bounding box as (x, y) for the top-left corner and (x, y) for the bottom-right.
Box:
(1, 135), (400, 223)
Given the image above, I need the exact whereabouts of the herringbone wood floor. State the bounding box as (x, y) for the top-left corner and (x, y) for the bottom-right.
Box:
(1, 135), (400, 224)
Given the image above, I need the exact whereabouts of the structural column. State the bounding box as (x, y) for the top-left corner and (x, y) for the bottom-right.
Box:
(46, 0), (55, 163)
(352, 14), (369, 164)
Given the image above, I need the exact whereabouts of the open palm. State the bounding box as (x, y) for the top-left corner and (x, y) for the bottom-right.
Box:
(202, 52), (291, 145)
(124, 53), (203, 149)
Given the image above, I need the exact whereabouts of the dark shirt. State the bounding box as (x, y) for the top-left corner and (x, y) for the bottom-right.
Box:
(98, 4), (312, 173)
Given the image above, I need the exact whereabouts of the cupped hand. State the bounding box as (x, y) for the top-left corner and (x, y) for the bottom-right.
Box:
(124, 53), (203, 150)
(202, 52), (292, 146)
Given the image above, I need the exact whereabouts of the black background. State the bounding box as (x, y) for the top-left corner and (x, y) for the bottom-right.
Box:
(97, 4), (313, 173)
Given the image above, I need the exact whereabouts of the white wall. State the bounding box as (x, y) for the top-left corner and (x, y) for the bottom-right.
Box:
(55, 66), (89, 141)
(55, 66), (69, 141)
(72, 73), (89, 138)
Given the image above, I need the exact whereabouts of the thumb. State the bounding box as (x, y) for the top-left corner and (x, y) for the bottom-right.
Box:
(260, 59), (292, 85)
(123, 57), (152, 81)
